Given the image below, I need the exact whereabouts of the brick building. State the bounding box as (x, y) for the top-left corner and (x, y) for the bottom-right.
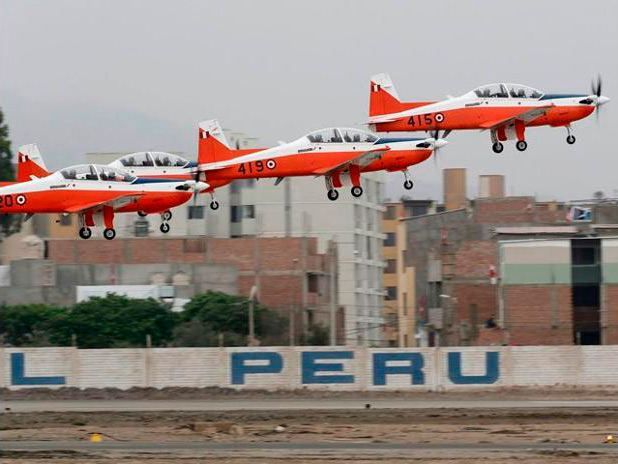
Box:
(44, 236), (340, 339)
(402, 196), (618, 346)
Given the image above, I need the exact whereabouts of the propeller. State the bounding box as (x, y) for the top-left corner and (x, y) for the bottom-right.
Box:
(425, 129), (450, 166)
(580, 75), (609, 121)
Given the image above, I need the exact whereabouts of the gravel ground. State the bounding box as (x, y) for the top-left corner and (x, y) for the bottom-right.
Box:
(2, 405), (617, 463)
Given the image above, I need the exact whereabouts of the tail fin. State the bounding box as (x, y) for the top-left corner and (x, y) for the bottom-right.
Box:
(17, 144), (51, 181)
(370, 73), (404, 117)
(198, 119), (235, 165)
(369, 73), (435, 117)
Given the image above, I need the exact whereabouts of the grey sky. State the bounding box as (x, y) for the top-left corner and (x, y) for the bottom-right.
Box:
(1, 0), (616, 201)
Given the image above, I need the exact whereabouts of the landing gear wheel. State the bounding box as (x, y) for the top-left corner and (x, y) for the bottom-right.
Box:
(79, 227), (92, 240)
(327, 189), (339, 201)
(162, 210), (172, 221)
(566, 135), (576, 145)
(404, 180), (414, 190)
(351, 186), (363, 198)
(210, 200), (219, 210)
(492, 142), (504, 154)
(516, 140), (528, 152)
(137, 211), (148, 217)
(103, 228), (116, 241)
(160, 223), (170, 234)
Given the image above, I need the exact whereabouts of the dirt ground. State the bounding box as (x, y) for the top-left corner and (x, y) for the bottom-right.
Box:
(2, 405), (617, 463)
(2, 385), (617, 401)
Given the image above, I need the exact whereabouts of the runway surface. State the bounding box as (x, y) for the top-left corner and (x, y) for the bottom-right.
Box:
(4, 398), (618, 412)
(1, 440), (617, 453)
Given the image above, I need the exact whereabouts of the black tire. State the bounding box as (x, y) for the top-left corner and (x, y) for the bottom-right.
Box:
(210, 200), (220, 210)
(566, 135), (576, 145)
(160, 223), (170, 234)
(103, 228), (116, 240)
(404, 180), (414, 190)
(79, 227), (92, 240)
(492, 142), (504, 154)
(327, 189), (339, 201)
(516, 140), (528, 152)
(138, 211), (148, 217)
(351, 186), (363, 198)
(162, 211), (172, 221)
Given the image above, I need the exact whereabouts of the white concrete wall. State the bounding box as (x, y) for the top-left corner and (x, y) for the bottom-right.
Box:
(3, 346), (617, 391)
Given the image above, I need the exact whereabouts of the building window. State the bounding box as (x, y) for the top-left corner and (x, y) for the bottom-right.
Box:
(384, 206), (396, 220)
(308, 273), (319, 293)
(244, 205), (255, 219)
(385, 259), (396, 274)
(188, 206), (204, 220)
(385, 286), (397, 301)
(231, 206), (241, 223)
(384, 232), (396, 247)
(572, 247), (597, 265)
(411, 205), (429, 217)
(58, 214), (72, 226)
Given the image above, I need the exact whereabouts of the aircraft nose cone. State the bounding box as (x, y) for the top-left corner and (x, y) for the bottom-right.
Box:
(434, 139), (449, 149)
(598, 96), (610, 106)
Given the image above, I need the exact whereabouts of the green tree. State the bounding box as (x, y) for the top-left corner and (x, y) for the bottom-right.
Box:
(48, 294), (178, 348)
(0, 304), (67, 346)
(0, 107), (20, 241)
(181, 291), (286, 345)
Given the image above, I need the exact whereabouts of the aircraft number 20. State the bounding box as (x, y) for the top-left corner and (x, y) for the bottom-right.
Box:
(238, 159), (277, 175)
(408, 113), (445, 127)
(0, 194), (27, 208)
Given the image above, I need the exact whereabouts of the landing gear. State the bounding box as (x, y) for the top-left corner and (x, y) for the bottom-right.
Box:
(138, 211), (148, 217)
(79, 227), (92, 240)
(516, 140), (528, 152)
(565, 126), (576, 145)
(160, 222), (170, 234)
(492, 142), (504, 154)
(103, 228), (116, 240)
(162, 210), (172, 221)
(351, 186), (363, 198)
(327, 189), (339, 201)
(210, 200), (219, 210)
(403, 170), (414, 190)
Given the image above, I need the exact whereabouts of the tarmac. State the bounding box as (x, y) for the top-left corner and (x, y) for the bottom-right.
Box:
(1, 440), (617, 453)
(4, 398), (618, 412)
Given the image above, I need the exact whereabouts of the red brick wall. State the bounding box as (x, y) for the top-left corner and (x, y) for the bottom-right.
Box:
(453, 283), (498, 339)
(453, 241), (498, 278)
(604, 285), (618, 344)
(45, 237), (331, 312)
(474, 197), (537, 224)
(504, 285), (573, 345)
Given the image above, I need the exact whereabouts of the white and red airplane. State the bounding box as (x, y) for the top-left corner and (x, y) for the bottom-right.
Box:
(368, 73), (609, 153)
(195, 120), (448, 204)
(2, 145), (207, 239)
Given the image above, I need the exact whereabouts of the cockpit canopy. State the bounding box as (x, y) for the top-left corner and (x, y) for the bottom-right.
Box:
(305, 128), (379, 144)
(117, 151), (189, 168)
(60, 164), (136, 183)
(472, 83), (543, 99)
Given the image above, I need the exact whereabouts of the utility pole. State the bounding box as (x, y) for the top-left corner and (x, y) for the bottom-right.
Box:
(329, 238), (337, 345)
(248, 285), (258, 346)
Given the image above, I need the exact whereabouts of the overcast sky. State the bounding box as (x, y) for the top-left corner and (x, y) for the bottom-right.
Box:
(1, 0), (616, 201)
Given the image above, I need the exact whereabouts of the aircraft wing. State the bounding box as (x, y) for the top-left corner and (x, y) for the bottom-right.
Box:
(479, 104), (554, 130)
(64, 193), (144, 213)
(312, 147), (390, 176)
